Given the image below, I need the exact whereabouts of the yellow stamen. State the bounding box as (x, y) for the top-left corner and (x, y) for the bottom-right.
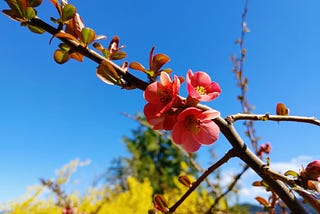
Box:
(196, 86), (206, 95)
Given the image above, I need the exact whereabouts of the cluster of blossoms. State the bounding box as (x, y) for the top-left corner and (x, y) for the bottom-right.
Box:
(143, 70), (221, 152)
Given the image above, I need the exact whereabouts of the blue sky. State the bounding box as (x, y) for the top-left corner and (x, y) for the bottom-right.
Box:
(0, 0), (320, 204)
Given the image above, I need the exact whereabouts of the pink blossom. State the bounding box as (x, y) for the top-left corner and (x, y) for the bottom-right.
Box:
(302, 160), (320, 181)
(143, 72), (181, 130)
(186, 69), (221, 102)
(172, 107), (220, 152)
(257, 143), (272, 156)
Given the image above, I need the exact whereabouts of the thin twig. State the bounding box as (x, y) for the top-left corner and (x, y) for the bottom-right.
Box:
(260, 165), (297, 188)
(226, 113), (320, 126)
(205, 165), (250, 213)
(213, 116), (308, 213)
(168, 149), (236, 213)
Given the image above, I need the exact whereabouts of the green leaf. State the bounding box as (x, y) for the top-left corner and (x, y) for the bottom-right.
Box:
(110, 51), (126, 60)
(27, 24), (45, 34)
(61, 4), (76, 22)
(58, 43), (71, 52)
(81, 27), (96, 46)
(54, 49), (70, 64)
(144, 69), (155, 77)
(25, 7), (36, 19)
(284, 170), (299, 178)
(102, 49), (110, 58)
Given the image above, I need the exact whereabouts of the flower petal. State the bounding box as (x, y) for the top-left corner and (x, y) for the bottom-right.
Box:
(197, 121), (220, 145)
(182, 134), (201, 152)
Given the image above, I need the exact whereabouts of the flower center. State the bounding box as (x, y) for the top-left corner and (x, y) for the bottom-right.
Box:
(184, 116), (201, 134)
(158, 88), (172, 103)
(196, 86), (206, 95)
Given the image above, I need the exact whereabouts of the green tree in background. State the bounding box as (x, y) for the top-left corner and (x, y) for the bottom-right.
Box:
(106, 115), (198, 194)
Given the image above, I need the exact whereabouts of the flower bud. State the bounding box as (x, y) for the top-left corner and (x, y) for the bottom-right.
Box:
(153, 194), (169, 213)
(178, 175), (192, 188)
(303, 160), (320, 181)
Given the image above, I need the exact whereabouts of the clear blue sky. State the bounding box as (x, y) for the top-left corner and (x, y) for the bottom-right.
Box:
(1, 0), (320, 204)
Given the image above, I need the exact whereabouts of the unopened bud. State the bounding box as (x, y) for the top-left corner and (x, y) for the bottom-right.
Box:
(178, 175), (192, 188)
(153, 194), (169, 213)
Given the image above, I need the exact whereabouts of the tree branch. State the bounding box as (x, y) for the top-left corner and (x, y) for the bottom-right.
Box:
(29, 17), (149, 91)
(213, 116), (309, 213)
(226, 113), (320, 126)
(168, 149), (236, 213)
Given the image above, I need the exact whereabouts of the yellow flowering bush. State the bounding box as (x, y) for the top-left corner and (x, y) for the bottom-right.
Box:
(3, 162), (218, 214)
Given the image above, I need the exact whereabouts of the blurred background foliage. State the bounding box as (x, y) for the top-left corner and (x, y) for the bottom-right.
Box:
(0, 117), (249, 213)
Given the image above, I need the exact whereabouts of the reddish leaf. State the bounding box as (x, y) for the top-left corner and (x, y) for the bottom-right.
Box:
(27, 0), (42, 7)
(252, 181), (263, 187)
(65, 13), (84, 39)
(108, 36), (120, 53)
(55, 31), (79, 43)
(178, 76), (185, 84)
(21, 0), (27, 14)
(151, 53), (170, 72)
(50, 0), (58, 7)
(96, 61), (120, 85)
(93, 42), (104, 52)
(255, 196), (270, 208)
(70, 52), (83, 62)
(276, 103), (289, 116)
(2, 9), (24, 22)
(129, 62), (145, 72)
(4, 0), (26, 20)
(149, 46), (155, 69)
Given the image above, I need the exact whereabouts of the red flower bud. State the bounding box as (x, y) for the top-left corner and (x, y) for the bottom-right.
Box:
(303, 160), (320, 181)
(153, 194), (169, 213)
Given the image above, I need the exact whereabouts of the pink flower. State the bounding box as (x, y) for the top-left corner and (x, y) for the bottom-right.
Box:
(302, 160), (320, 181)
(186, 69), (221, 102)
(257, 143), (272, 156)
(143, 72), (181, 130)
(172, 107), (220, 152)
